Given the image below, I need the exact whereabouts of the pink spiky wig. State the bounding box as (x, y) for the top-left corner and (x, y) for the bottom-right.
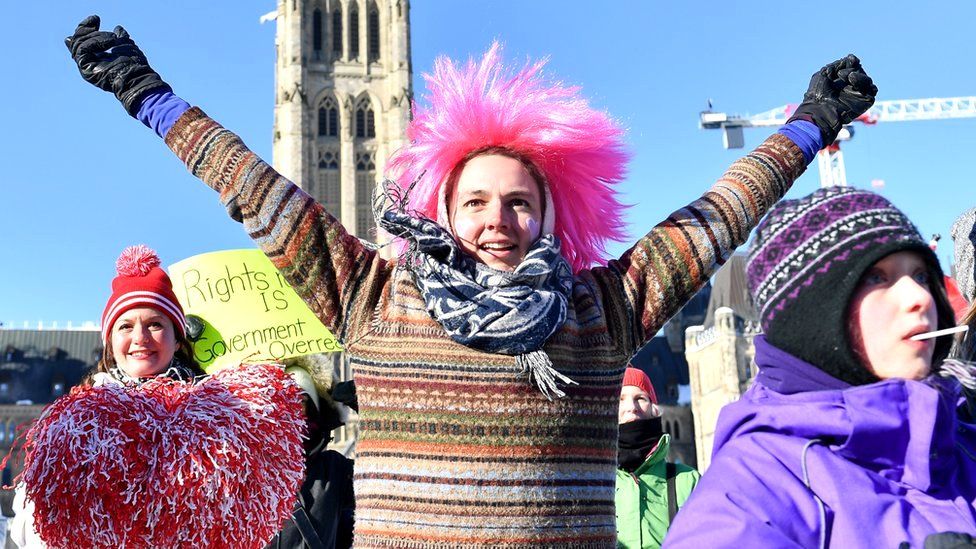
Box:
(386, 43), (630, 273)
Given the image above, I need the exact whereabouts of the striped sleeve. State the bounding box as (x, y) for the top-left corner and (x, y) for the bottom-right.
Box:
(164, 107), (381, 341)
(610, 133), (806, 351)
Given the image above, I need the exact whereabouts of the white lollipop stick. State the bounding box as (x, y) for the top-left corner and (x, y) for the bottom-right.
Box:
(909, 325), (969, 341)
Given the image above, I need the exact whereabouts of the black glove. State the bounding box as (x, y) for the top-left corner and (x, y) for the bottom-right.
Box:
(65, 15), (172, 116)
(332, 380), (358, 413)
(787, 54), (877, 145)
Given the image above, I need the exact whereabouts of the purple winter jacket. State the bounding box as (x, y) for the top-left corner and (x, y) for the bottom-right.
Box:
(664, 336), (976, 548)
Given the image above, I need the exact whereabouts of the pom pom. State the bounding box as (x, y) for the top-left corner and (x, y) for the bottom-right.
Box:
(20, 363), (306, 549)
(116, 244), (161, 277)
(386, 42), (630, 272)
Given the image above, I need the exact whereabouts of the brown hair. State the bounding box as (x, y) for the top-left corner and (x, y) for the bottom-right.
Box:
(443, 146), (548, 221)
(84, 332), (204, 386)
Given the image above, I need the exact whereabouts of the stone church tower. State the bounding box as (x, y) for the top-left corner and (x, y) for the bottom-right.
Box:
(272, 0), (412, 241)
(271, 0), (411, 453)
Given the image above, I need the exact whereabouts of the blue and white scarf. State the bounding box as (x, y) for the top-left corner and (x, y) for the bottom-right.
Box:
(374, 179), (577, 399)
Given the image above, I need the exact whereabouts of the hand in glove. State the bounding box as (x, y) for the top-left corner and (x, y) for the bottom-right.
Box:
(65, 15), (172, 116)
(788, 54), (877, 145)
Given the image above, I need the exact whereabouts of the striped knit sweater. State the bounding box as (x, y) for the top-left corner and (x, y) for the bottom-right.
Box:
(165, 107), (806, 548)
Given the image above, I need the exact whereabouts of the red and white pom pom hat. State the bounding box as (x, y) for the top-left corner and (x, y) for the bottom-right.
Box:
(100, 245), (186, 341)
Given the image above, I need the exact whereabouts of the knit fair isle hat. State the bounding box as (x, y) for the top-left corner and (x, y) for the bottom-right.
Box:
(622, 367), (658, 404)
(101, 245), (186, 342)
(746, 187), (954, 386)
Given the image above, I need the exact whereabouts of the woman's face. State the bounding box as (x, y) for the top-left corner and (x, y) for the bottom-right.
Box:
(848, 251), (938, 381)
(618, 385), (659, 424)
(110, 307), (178, 378)
(449, 154), (543, 271)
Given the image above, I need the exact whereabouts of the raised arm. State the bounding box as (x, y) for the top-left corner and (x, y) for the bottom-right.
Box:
(602, 55), (877, 352)
(163, 109), (381, 341)
(65, 16), (382, 341)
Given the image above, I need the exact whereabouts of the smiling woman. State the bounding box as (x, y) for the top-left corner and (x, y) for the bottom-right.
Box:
(66, 14), (880, 548)
(448, 154), (544, 271)
(8, 244), (312, 549)
(90, 245), (205, 384)
(109, 308), (179, 378)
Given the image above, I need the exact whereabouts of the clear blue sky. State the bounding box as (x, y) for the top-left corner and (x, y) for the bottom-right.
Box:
(3, 1), (973, 327)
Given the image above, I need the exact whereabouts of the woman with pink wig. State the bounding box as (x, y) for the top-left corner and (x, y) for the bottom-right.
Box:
(68, 15), (875, 548)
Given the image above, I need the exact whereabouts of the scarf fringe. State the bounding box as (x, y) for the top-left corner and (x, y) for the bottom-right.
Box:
(517, 350), (578, 400)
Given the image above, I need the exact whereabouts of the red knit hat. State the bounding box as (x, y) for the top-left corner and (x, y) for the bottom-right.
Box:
(622, 367), (657, 404)
(101, 245), (186, 342)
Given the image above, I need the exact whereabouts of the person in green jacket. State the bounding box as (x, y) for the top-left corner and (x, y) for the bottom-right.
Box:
(616, 367), (699, 549)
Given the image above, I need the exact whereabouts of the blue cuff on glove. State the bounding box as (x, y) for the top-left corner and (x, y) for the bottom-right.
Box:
(777, 120), (823, 164)
(135, 91), (191, 139)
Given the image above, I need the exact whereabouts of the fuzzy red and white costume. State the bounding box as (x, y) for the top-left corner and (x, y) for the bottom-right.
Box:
(18, 363), (306, 549)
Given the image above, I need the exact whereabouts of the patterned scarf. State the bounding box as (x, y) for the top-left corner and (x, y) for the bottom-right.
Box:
(107, 356), (199, 386)
(374, 179), (577, 399)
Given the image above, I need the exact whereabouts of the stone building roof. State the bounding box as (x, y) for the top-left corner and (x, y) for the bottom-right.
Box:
(0, 329), (100, 404)
(630, 336), (686, 405)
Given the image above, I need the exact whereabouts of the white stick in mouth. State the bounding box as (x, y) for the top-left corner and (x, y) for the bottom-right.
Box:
(909, 325), (969, 341)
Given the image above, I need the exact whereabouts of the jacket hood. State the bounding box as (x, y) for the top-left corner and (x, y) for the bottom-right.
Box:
(715, 340), (962, 492)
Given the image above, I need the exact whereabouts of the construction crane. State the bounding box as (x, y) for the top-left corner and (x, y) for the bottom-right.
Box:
(700, 97), (976, 187)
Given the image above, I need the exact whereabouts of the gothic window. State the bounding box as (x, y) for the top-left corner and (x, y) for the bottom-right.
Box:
(320, 150), (340, 170)
(332, 7), (343, 59)
(317, 149), (341, 217)
(355, 151), (376, 237)
(348, 3), (360, 60)
(317, 97), (339, 137)
(354, 97), (375, 139)
(312, 9), (323, 58)
(356, 151), (376, 192)
(367, 2), (380, 62)
(674, 420), (681, 440)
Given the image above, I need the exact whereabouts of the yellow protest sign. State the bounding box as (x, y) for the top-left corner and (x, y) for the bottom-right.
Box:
(168, 249), (342, 372)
